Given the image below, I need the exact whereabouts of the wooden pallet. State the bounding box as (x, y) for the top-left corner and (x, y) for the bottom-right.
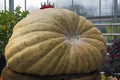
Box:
(2, 67), (101, 80)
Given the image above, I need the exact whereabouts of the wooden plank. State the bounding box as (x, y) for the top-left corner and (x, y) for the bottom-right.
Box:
(2, 67), (100, 80)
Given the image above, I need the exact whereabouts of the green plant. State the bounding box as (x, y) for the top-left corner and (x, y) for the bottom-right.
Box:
(0, 6), (29, 54)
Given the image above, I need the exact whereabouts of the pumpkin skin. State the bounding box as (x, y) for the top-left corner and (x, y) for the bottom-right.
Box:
(5, 8), (106, 76)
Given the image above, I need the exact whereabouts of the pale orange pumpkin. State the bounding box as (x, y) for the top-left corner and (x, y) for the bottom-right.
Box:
(5, 8), (106, 76)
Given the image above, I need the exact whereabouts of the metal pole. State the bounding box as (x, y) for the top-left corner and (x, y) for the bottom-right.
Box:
(99, 0), (101, 23)
(25, 0), (27, 10)
(114, 0), (118, 33)
(113, 0), (118, 73)
(9, 0), (14, 12)
(47, 0), (49, 4)
(72, 0), (74, 11)
(4, 0), (6, 10)
(114, 0), (118, 23)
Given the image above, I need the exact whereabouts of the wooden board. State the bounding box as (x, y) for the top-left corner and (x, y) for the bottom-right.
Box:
(2, 67), (101, 80)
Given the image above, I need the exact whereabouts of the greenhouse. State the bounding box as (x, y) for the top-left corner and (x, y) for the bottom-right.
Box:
(0, 0), (120, 80)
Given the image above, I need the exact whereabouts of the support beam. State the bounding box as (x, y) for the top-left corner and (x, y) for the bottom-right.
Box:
(47, 0), (49, 4)
(72, 0), (74, 11)
(4, 0), (6, 10)
(113, 0), (118, 39)
(9, 0), (14, 12)
(99, 0), (101, 23)
(25, 0), (27, 10)
(114, 0), (118, 23)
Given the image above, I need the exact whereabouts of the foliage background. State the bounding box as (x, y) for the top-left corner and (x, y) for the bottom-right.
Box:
(0, 6), (29, 54)
(102, 40), (120, 76)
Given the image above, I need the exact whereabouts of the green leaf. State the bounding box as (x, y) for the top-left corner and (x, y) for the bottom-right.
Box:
(0, 6), (29, 55)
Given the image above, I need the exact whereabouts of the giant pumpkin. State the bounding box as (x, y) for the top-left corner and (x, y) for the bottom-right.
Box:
(5, 8), (106, 76)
